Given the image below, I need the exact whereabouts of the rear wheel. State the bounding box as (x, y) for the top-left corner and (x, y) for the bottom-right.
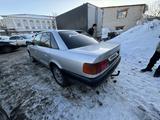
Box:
(51, 65), (70, 87)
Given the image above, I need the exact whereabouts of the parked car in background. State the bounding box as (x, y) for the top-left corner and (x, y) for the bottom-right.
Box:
(0, 36), (9, 40)
(9, 34), (33, 46)
(27, 30), (120, 87)
(0, 40), (19, 53)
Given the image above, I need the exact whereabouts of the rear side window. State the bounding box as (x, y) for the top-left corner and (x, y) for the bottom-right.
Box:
(50, 34), (59, 49)
(58, 31), (98, 49)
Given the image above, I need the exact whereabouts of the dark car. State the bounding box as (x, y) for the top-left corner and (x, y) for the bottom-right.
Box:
(0, 41), (19, 53)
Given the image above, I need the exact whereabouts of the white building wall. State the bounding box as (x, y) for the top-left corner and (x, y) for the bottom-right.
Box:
(102, 5), (145, 31)
(1, 14), (55, 33)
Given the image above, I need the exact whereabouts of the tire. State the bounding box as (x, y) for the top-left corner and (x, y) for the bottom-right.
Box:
(51, 65), (70, 87)
(30, 56), (36, 62)
(0, 106), (10, 120)
(3, 46), (12, 53)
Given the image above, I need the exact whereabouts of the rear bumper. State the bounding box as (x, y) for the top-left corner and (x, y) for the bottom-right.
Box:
(63, 56), (121, 87)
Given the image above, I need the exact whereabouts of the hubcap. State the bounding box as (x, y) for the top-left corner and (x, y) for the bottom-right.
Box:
(53, 68), (63, 84)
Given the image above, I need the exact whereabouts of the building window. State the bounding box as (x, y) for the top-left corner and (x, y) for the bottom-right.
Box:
(43, 26), (46, 29)
(32, 26), (35, 29)
(36, 20), (41, 29)
(30, 20), (35, 29)
(36, 20), (40, 23)
(42, 21), (46, 29)
(25, 26), (29, 29)
(17, 23), (21, 27)
(38, 26), (41, 29)
(117, 9), (128, 19)
(23, 20), (29, 29)
(115, 26), (125, 30)
(15, 19), (22, 27)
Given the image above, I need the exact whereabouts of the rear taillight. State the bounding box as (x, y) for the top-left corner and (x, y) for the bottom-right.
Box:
(83, 60), (108, 75)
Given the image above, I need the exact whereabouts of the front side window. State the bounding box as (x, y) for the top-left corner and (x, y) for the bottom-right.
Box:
(33, 33), (42, 45)
(58, 31), (98, 49)
(40, 32), (51, 47)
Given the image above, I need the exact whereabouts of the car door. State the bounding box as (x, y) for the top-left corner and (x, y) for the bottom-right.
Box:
(29, 33), (42, 59)
(36, 32), (53, 66)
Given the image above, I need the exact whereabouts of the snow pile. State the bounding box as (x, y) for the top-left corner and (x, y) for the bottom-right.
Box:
(113, 19), (160, 58)
(110, 19), (160, 119)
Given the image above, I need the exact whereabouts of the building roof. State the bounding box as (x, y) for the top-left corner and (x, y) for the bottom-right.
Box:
(1, 14), (55, 19)
(102, 4), (146, 9)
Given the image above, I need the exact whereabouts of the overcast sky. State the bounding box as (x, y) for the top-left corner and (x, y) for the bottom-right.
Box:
(0, 0), (156, 16)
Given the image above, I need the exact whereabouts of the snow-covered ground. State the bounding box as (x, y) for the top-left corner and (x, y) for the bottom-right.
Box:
(0, 20), (160, 120)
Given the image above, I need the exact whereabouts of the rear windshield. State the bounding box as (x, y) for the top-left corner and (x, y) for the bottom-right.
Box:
(58, 31), (98, 49)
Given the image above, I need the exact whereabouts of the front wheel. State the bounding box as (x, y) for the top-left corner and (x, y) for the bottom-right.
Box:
(51, 65), (70, 87)
(28, 51), (36, 62)
(3, 46), (12, 53)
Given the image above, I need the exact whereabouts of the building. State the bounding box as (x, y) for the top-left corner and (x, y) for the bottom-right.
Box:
(56, 3), (147, 38)
(56, 3), (103, 37)
(0, 19), (5, 35)
(102, 4), (147, 32)
(1, 14), (56, 35)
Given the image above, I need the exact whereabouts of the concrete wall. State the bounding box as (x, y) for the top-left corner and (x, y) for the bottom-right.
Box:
(102, 5), (145, 31)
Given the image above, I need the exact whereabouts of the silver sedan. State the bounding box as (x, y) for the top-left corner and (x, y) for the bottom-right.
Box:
(27, 30), (121, 87)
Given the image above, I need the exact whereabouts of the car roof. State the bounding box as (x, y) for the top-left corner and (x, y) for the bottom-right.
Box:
(57, 30), (80, 32)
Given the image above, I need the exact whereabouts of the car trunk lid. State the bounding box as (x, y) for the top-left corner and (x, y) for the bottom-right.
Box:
(70, 41), (120, 63)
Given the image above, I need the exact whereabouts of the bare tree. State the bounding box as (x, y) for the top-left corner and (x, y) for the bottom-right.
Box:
(148, 0), (160, 17)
